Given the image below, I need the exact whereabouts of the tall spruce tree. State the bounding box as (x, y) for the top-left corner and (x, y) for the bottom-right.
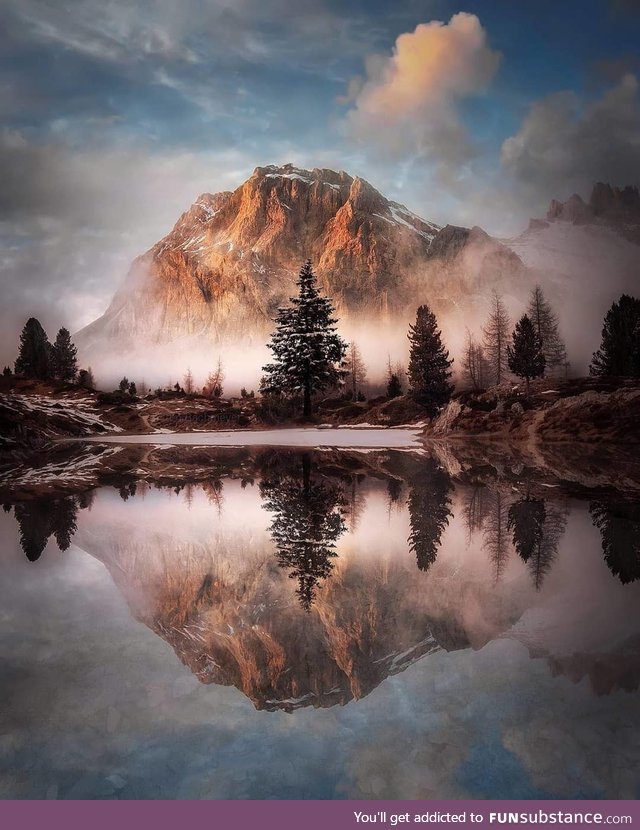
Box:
(14, 318), (52, 379)
(482, 292), (510, 386)
(507, 314), (546, 391)
(262, 260), (347, 417)
(52, 327), (78, 382)
(508, 497), (546, 564)
(386, 371), (403, 398)
(590, 499), (640, 584)
(527, 286), (567, 375)
(407, 458), (454, 572)
(407, 304), (453, 416)
(260, 454), (345, 610)
(590, 294), (640, 377)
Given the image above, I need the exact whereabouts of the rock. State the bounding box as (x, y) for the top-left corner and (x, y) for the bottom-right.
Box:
(511, 402), (525, 416)
(75, 164), (527, 360)
(545, 182), (640, 243)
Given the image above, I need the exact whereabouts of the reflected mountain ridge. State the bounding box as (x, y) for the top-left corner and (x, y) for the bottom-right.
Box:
(3, 447), (640, 711)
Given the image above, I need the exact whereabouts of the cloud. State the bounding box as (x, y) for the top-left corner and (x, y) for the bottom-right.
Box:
(501, 74), (640, 204)
(3, 0), (381, 77)
(0, 130), (265, 362)
(342, 13), (501, 173)
(589, 54), (640, 85)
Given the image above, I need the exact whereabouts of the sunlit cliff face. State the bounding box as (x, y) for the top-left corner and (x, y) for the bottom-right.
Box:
(73, 163), (533, 390)
(69, 165), (640, 391)
(72, 479), (518, 711)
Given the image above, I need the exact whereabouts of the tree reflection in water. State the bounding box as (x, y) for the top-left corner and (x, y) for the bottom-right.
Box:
(260, 453), (346, 610)
(5, 450), (639, 592)
(590, 499), (640, 584)
(13, 495), (80, 561)
(508, 496), (569, 590)
(406, 458), (454, 572)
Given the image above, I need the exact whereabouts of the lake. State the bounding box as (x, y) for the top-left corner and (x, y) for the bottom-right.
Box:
(0, 441), (638, 799)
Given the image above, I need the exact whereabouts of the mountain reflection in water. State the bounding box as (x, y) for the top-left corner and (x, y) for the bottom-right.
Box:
(5, 450), (640, 711)
(3, 448), (639, 716)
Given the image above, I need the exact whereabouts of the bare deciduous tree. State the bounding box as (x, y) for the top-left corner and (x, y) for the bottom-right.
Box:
(205, 358), (225, 398)
(183, 368), (195, 394)
(462, 329), (489, 390)
(482, 292), (510, 386)
(345, 341), (368, 400)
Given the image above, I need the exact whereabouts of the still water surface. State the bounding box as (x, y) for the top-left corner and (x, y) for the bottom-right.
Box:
(1, 446), (638, 799)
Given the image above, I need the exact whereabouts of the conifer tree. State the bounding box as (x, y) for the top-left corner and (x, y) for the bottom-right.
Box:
(590, 294), (640, 377)
(407, 304), (453, 416)
(407, 458), (454, 572)
(14, 500), (53, 562)
(482, 292), (510, 386)
(527, 286), (567, 375)
(507, 314), (546, 391)
(262, 260), (347, 417)
(590, 499), (640, 584)
(508, 497), (546, 564)
(260, 454), (345, 610)
(386, 372), (403, 398)
(14, 318), (52, 379)
(50, 497), (79, 551)
(508, 496), (567, 590)
(52, 327), (78, 382)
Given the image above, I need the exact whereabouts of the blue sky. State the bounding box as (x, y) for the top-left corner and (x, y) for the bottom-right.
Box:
(0, 0), (639, 354)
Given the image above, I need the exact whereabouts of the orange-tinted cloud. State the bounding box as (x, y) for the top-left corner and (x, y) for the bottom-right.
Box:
(343, 13), (501, 167)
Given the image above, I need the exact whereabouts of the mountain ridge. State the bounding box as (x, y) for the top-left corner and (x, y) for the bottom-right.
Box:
(74, 165), (639, 384)
(76, 163), (523, 357)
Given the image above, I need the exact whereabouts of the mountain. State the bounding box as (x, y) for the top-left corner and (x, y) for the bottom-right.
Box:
(75, 165), (639, 383)
(76, 163), (526, 366)
(546, 182), (640, 244)
(503, 183), (640, 372)
(70, 465), (529, 712)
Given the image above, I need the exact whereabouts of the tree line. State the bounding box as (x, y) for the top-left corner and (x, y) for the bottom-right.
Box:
(463, 286), (567, 392)
(7, 262), (640, 419)
(5, 318), (94, 389)
(8, 460), (637, 592)
(261, 260), (640, 417)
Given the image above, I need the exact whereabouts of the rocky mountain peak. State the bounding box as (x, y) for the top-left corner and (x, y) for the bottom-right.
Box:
(76, 162), (526, 365)
(545, 182), (640, 243)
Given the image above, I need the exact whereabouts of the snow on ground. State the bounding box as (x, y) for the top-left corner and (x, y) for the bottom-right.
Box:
(0, 446), (121, 486)
(0, 393), (122, 433)
(85, 427), (423, 449)
(265, 171), (312, 184)
(389, 203), (439, 240)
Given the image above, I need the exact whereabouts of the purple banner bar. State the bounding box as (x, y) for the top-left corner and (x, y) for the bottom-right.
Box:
(0, 800), (638, 829)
